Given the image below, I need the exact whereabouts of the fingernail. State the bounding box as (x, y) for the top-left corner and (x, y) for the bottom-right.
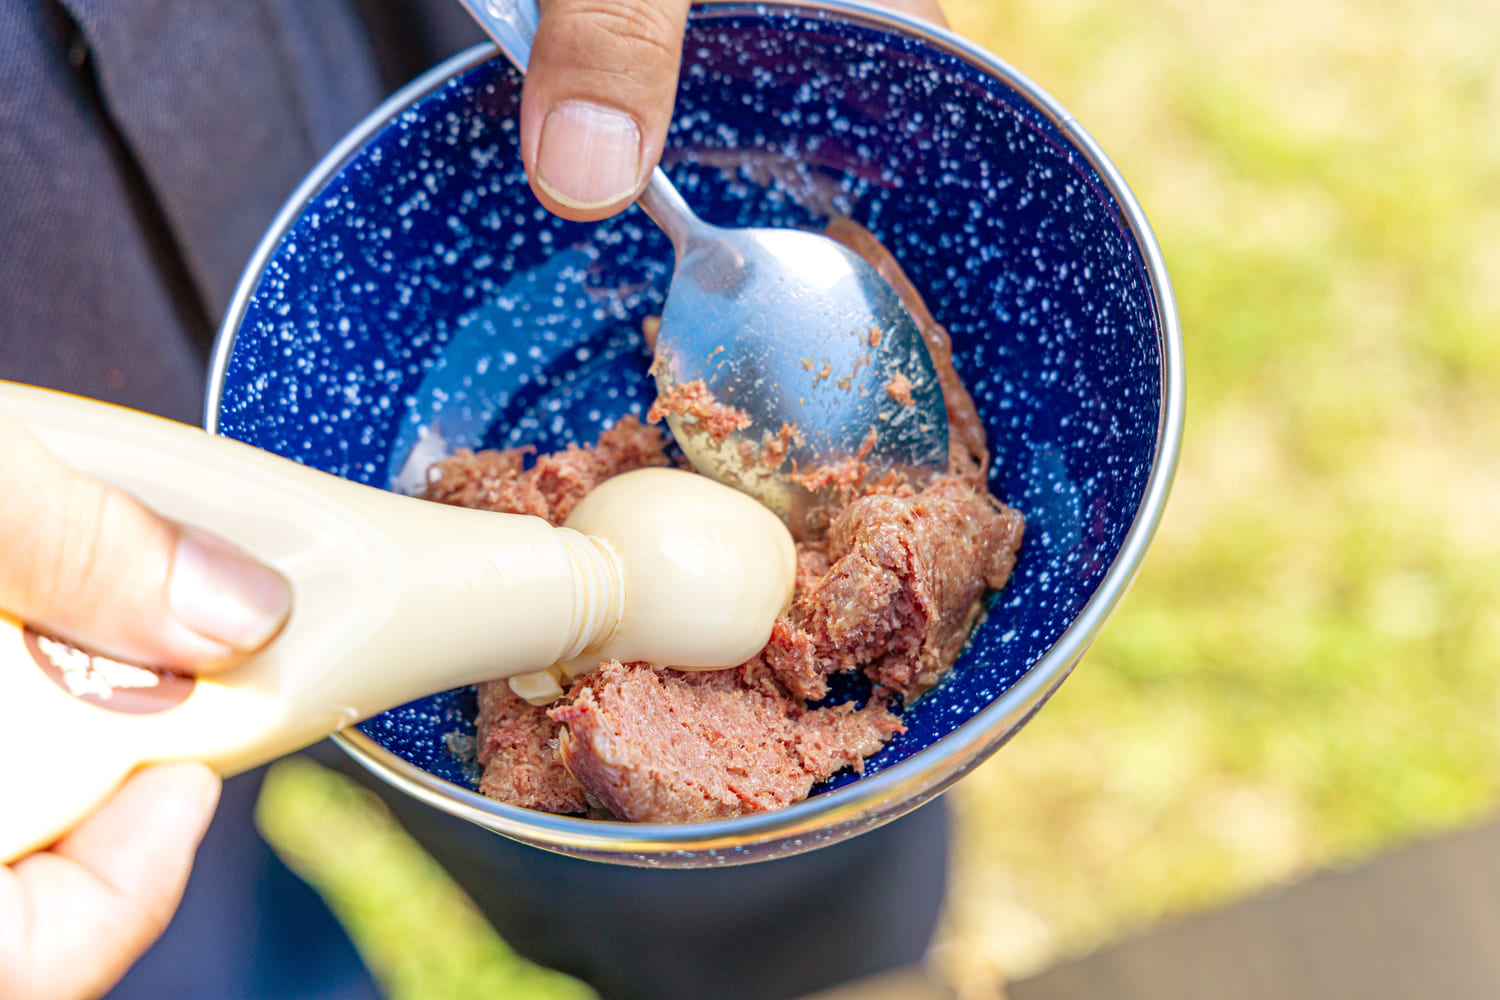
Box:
(536, 101), (643, 209)
(169, 530), (292, 652)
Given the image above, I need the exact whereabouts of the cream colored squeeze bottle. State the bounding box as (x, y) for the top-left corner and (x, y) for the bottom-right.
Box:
(0, 381), (795, 863)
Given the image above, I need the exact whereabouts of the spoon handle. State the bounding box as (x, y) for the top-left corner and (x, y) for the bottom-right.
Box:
(636, 168), (698, 249)
(457, 0), (540, 69)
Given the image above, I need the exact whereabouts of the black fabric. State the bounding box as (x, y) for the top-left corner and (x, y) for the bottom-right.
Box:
(0, 2), (951, 996)
(1, 0), (208, 421)
(108, 767), (384, 1000)
(347, 0), (484, 94)
(54, 0), (385, 318)
(354, 745), (950, 1000)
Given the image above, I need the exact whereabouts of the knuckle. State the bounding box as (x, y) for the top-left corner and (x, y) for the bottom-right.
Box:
(549, 0), (683, 73)
(131, 889), (179, 944)
(42, 476), (110, 611)
(0, 419), (168, 634)
(42, 477), (160, 619)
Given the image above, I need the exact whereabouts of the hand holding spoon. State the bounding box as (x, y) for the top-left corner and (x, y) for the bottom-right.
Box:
(456, 0), (951, 521)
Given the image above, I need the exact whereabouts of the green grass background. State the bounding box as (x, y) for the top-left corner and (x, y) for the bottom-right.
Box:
(256, 0), (1500, 995)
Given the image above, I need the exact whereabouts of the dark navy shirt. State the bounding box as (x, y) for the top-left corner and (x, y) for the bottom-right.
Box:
(0, 0), (477, 421)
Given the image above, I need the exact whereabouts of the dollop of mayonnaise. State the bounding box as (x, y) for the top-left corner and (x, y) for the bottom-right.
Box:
(508, 467), (796, 704)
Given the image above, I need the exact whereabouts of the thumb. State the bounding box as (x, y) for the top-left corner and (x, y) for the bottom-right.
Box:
(520, 0), (691, 221)
(0, 411), (291, 673)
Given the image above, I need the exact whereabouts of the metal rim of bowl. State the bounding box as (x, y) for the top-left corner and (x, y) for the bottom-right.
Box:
(206, 0), (1185, 863)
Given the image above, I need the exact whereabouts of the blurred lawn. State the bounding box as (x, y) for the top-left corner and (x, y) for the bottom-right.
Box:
(257, 0), (1500, 997)
(935, 0), (1500, 992)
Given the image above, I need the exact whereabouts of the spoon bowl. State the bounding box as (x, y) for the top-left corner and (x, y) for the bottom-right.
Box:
(648, 209), (951, 520)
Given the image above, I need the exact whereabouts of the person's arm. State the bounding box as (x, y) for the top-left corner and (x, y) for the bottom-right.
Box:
(518, 0), (948, 222)
(0, 411), (290, 1000)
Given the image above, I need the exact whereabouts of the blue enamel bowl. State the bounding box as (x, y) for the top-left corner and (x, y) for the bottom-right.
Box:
(209, 0), (1182, 866)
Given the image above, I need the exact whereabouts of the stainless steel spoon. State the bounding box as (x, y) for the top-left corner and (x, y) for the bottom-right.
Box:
(456, 0), (950, 520)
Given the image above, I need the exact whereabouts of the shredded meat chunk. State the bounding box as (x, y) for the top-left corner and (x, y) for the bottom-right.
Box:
(645, 379), (751, 444)
(886, 371), (915, 406)
(550, 662), (901, 824)
(475, 682), (587, 814)
(785, 478), (1024, 699)
(423, 414), (668, 522)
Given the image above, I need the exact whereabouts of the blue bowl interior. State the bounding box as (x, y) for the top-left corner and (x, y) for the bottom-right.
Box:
(217, 10), (1162, 803)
